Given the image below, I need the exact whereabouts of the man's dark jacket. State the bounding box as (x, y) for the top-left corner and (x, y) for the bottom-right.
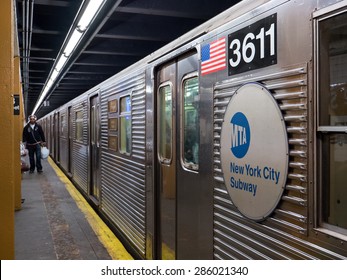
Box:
(22, 123), (46, 145)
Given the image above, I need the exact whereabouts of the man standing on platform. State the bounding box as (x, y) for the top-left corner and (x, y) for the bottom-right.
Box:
(22, 115), (46, 173)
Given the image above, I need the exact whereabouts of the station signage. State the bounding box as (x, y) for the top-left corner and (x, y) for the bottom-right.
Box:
(220, 83), (288, 221)
(13, 95), (20, 115)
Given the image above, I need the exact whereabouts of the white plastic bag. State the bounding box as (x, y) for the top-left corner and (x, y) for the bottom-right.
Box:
(41, 146), (49, 159)
(20, 142), (28, 156)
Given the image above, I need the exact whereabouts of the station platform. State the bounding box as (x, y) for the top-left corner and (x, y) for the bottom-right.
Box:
(15, 157), (133, 260)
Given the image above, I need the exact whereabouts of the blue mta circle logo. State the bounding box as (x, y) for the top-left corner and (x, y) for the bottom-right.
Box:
(230, 112), (251, 158)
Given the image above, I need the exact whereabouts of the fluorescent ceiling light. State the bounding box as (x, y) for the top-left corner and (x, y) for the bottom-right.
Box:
(32, 0), (106, 116)
(55, 55), (68, 72)
(33, 88), (48, 115)
(42, 87), (49, 96)
(50, 69), (59, 81)
(64, 29), (83, 56)
(78, 0), (104, 31)
(46, 79), (54, 89)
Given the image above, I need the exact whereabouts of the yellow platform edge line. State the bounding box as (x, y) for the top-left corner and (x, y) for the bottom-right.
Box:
(48, 157), (134, 260)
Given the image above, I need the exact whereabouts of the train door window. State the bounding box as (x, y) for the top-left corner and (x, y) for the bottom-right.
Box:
(61, 114), (66, 137)
(75, 110), (84, 142)
(158, 83), (173, 164)
(181, 75), (199, 171)
(317, 10), (347, 234)
(119, 95), (132, 155)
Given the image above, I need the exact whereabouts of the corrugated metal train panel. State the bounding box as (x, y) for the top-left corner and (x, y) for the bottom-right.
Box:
(59, 110), (69, 172)
(72, 102), (89, 193)
(213, 65), (315, 259)
(100, 73), (147, 257)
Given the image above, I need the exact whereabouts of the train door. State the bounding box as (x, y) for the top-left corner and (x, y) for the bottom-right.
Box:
(156, 51), (205, 259)
(90, 94), (101, 203)
(67, 106), (72, 175)
(53, 113), (58, 161)
(56, 111), (60, 163)
(50, 115), (54, 156)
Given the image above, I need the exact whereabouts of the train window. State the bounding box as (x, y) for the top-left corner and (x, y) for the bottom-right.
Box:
(182, 76), (199, 171)
(119, 95), (131, 155)
(61, 115), (66, 137)
(318, 12), (347, 127)
(107, 97), (118, 153)
(158, 84), (172, 163)
(75, 110), (83, 142)
(317, 11), (347, 234)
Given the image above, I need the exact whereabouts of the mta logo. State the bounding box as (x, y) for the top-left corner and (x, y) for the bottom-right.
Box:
(230, 112), (250, 158)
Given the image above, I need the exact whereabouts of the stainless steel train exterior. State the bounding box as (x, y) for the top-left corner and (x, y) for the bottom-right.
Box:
(39, 0), (347, 259)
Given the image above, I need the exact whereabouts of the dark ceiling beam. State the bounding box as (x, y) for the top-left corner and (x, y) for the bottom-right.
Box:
(28, 65), (51, 71)
(86, 39), (163, 54)
(116, 0), (236, 18)
(32, 28), (61, 35)
(75, 55), (139, 67)
(59, 82), (97, 87)
(63, 74), (109, 80)
(68, 65), (119, 74)
(51, 85), (89, 89)
(27, 88), (40, 92)
(29, 0), (72, 7)
(29, 76), (46, 80)
(49, 91), (86, 95)
(28, 82), (46, 86)
(115, 6), (210, 20)
(28, 60), (51, 64)
(28, 56), (55, 61)
(17, 27), (61, 36)
(95, 33), (167, 42)
(30, 47), (55, 52)
(83, 50), (144, 56)
(28, 69), (46, 73)
(68, 70), (115, 75)
(73, 62), (123, 67)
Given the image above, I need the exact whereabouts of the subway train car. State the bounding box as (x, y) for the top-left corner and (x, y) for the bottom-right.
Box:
(40, 0), (347, 259)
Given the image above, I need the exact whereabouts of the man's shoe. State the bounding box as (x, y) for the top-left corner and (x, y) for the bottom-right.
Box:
(38, 170), (43, 173)
(29, 170), (34, 174)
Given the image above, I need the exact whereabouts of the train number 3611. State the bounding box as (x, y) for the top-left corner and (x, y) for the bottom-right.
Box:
(228, 13), (277, 76)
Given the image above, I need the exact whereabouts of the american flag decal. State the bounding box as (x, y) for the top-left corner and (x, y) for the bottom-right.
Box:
(201, 37), (226, 75)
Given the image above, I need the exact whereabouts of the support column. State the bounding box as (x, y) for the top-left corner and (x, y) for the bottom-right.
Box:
(14, 56), (22, 211)
(0, 0), (15, 259)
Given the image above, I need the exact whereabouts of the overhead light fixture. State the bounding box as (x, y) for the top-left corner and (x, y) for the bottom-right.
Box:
(50, 69), (59, 82)
(63, 29), (83, 56)
(78, 0), (104, 31)
(55, 55), (68, 72)
(46, 79), (54, 90)
(32, 0), (106, 116)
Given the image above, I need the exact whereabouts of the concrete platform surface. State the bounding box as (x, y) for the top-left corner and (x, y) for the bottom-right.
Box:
(15, 157), (117, 260)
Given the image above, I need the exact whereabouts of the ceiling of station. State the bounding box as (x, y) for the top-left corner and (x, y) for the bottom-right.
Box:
(16, 0), (239, 118)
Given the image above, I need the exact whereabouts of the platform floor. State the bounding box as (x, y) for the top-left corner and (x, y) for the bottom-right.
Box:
(15, 157), (132, 260)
